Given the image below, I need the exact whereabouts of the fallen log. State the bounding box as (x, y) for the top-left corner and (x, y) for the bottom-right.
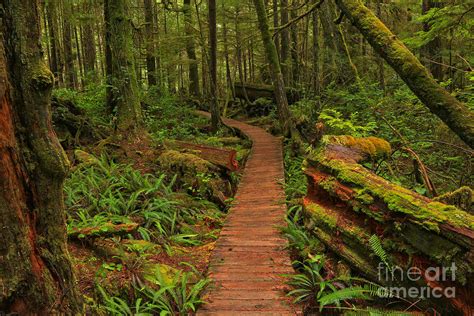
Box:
(68, 222), (139, 240)
(164, 140), (238, 171)
(303, 135), (474, 315)
(234, 82), (300, 104)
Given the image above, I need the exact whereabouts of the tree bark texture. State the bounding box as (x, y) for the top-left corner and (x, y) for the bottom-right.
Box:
(1, 0), (81, 313)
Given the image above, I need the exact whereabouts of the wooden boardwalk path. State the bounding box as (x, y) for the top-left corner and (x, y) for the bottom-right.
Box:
(196, 112), (295, 315)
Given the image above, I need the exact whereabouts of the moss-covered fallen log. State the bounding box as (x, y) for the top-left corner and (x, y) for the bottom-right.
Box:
(335, 0), (474, 148)
(303, 135), (474, 315)
(164, 140), (238, 171)
(68, 222), (139, 239)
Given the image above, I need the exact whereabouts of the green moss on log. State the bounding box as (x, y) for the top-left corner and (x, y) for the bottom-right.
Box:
(308, 136), (474, 233)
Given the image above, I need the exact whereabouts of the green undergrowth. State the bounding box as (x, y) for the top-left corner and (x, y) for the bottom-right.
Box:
(53, 84), (108, 125)
(65, 154), (222, 314)
(65, 155), (223, 244)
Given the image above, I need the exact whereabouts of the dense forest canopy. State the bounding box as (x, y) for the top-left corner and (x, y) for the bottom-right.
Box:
(0, 0), (473, 314)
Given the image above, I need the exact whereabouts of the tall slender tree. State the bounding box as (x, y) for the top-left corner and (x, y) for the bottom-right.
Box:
(82, 1), (97, 80)
(1, 0), (81, 313)
(184, 0), (200, 96)
(208, 0), (221, 131)
(280, 0), (290, 83)
(62, 0), (77, 88)
(253, 0), (293, 136)
(144, 0), (157, 86)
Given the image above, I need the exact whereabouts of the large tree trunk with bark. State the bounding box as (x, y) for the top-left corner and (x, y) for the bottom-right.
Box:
(253, 0), (293, 137)
(335, 0), (474, 149)
(104, 0), (143, 133)
(0, 0), (81, 313)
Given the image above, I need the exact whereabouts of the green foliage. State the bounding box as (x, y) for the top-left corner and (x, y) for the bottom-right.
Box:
(319, 109), (377, 137)
(53, 84), (107, 124)
(97, 266), (210, 315)
(287, 256), (331, 304)
(321, 79), (473, 193)
(283, 146), (307, 201)
(282, 206), (321, 258)
(288, 257), (383, 312)
(404, 4), (473, 49)
(65, 155), (220, 244)
(369, 235), (390, 269)
(143, 91), (210, 142)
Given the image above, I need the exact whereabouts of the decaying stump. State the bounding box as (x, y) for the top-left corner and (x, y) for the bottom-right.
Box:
(303, 135), (473, 315)
(234, 82), (300, 104)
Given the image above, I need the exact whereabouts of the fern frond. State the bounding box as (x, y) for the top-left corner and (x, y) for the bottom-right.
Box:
(369, 234), (390, 268)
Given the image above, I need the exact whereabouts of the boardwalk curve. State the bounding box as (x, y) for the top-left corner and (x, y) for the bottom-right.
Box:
(196, 112), (294, 315)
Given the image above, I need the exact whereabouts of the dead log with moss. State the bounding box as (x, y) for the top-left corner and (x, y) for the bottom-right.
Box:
(164, 140), (238, 171)
(68, 223), (139, 239)
(335, 0), (474, 148)
(157, 150), (235, 207)
(303, 135), (474, 314)
(234, 82), (300, 104)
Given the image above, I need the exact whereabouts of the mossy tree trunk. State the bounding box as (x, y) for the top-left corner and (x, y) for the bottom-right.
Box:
(304, 135), (474, 314)
(253, 0), (293, 137)
(312, 10), (321, 95)
(0, 0), (81, 313)
(290, 0), (299, 85)
(280, 0), (290, 84)
(62, 0), (77, 89)
(184, 0), (200, 96)
(104, 0), (143, 134)
(335, 0), (474, 149)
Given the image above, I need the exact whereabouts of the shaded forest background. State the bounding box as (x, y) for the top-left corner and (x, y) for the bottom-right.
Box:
(44, 0), (473, 193)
